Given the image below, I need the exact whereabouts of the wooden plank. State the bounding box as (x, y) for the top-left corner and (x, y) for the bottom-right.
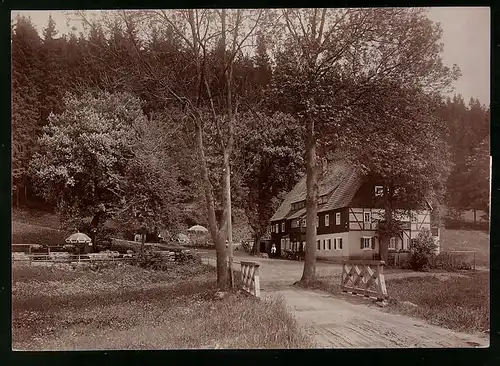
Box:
(342, 259), (385, 266)
(240, 261), (260, 267)
(254, 266), (261, 298)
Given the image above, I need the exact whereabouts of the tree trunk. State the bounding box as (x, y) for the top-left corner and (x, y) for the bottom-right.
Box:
(251, 232), (262, 255)
(223, 150), (234, 288)
(301, 117), (318, 284)
(140, 232), (145, 259)
(89, 212), (101, 253)
(379, 236), (389, 263)
(194, 119), (229, 290)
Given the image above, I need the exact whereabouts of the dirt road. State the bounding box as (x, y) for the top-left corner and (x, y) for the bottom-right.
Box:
(262, 288), (488, 348)
(199, 251), (489, 348)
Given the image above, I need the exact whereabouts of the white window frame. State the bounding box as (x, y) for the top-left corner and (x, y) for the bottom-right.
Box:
(281, 222), (285, 232)
(317, 240), (321, 250)
(389, 237), (396, 250)
(364, 212), (371, 223)
(334, 237), (343, 250)
(338, 237), (343, 250)
(336, 212), (341, 225)
(316, 216), (319, 228)
(327, 238), (332, 250)
(275, 224), (279, 233)
(325, 214), (330, 227)
(362, 236), (372, 250)
(375, 185), (384, 197)
(323, 240), (326, 250)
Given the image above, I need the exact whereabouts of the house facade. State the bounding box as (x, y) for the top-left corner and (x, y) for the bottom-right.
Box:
(270, 161), (439, 262)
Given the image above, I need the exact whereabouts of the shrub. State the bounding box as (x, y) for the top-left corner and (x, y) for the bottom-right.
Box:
(176, 250), (201, 264)
(137, 250), (170, 271)
(409, 229), (438, 271)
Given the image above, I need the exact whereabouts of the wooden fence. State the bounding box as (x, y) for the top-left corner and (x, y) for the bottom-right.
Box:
(200, 256), (261, 298)
(341, 260), (388, 301)
(12, 253), (133, 264)
(240, 261), (261, 298)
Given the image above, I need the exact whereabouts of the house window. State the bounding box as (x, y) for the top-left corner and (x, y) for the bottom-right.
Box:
(291, 220), (298, 228)
(302, 218), (306, 227)
(316, 216), (319, 228)
(323, 240), (326, 250)
(336, 212), (341, 225)
(334, 238), (343, 250)
(327, 239), (332, 250)
(281, 222), (285, 232)
(317, 240), (320, 250)
(325, 214), (330, 227)
(364, 212), (371, 223)
(389, 237), (396, 250)
(362, 237), (372, 249)
(375, 185), (384, 197)
(275, 224), (279, 233)
(338, 238), (343, 250)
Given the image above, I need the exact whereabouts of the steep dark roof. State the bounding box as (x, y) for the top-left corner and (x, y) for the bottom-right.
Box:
(270, 160), (363, 222)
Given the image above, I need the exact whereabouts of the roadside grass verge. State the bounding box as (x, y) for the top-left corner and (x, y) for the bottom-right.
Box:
(385, 272), (489, 334)
(12, 262), (313, 350)
(440, 229), (490, 268)
(294, 270), (489, 335)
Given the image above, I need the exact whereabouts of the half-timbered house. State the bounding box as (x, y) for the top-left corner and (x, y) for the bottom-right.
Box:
(269, 160), (440, 261)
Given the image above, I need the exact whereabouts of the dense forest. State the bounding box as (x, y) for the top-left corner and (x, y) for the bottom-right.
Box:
(11, 11), (490, 285)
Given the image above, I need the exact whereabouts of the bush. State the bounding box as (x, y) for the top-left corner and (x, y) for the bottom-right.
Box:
(409, 229), (438, 271)
(137, 250), (170, 271)
(176, 250), (201, 264)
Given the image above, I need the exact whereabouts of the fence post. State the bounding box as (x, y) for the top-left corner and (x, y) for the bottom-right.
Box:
(254, 265), (261, 298)
(473, 252), (476, 271)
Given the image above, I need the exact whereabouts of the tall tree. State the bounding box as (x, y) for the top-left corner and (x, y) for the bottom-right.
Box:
(11, 15), (42, 206)
(29, 91), (162, 249)
(39, 15), (69, 121)
(340, 84), (451, 261)
(233, 111), (305, 253)
(268, 8), (459, 282)
(83, 9), (269, 289)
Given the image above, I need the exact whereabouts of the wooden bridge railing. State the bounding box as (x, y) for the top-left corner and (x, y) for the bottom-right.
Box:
(341, 260), (387, 300)
(240, 261), (261, 298)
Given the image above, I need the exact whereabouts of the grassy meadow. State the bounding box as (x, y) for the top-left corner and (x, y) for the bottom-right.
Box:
(12, 261), (314, 350)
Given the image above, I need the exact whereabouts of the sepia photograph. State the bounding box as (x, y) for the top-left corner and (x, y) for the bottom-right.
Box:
(11, 7), (490, 350)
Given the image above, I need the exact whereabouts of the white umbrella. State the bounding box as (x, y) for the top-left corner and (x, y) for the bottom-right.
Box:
(65, 232), (92, 245)
(187, 225), (209, 233)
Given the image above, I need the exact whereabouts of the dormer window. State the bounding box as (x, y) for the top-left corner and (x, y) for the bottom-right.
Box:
(319, 195), (328, 204)
(375, 185), (384, 197)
